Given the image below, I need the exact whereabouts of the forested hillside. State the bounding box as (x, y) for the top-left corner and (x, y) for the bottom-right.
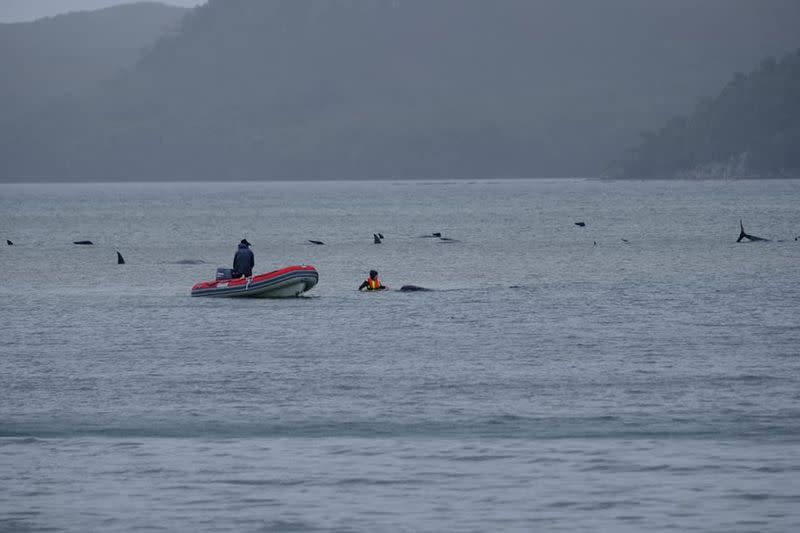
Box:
(3, 0), (800, 181)
(0, 2), (186, 124)
(613, 50), (800, 179)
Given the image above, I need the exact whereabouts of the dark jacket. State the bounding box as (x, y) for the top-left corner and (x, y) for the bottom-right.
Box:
(232, 244), (255, 277)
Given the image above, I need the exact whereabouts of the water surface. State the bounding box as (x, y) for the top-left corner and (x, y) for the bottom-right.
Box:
(1, 179), (799, 532)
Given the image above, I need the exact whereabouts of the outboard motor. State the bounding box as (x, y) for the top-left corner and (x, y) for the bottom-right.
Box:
(216, 267), (234, 280)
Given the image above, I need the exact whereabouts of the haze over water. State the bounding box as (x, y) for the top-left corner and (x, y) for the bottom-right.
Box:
(1, 179), (799, 531)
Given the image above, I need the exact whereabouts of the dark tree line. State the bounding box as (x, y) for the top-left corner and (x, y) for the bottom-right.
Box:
(2, 0), (800, 181)
(0, 3), (185, 127)
(614, 49), (800, 179)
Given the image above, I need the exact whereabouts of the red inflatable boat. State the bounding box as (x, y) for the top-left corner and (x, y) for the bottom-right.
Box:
(191, 265), (319, 298)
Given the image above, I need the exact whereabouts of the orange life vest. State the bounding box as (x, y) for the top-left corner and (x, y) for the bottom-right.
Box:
(368, 277), (381, 290)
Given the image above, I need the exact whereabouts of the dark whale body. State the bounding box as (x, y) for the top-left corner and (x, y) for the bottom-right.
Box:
(117, 251), (125, 265)
(400, 285), (433, 292)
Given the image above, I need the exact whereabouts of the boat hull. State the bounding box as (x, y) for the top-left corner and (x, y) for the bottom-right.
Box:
(191, 265), (318, 298)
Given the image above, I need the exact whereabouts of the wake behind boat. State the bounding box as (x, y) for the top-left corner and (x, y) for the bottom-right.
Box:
(191, 265), (318, 298)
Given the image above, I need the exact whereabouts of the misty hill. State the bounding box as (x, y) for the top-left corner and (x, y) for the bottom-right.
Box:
(3, 0), (800, 181)
(0, 2), (186, 123)
(611, 50), (800, 179)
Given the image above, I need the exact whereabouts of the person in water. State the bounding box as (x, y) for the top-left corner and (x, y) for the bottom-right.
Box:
(359, 270), (386, 291)
(232, 239), (255, 278)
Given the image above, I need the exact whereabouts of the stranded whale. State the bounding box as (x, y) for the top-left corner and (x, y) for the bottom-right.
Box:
(400, 285), (433, 292)
(737, 220), (770, 242)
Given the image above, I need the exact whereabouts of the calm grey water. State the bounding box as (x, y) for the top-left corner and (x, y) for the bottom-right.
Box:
(1, 179), (799, 532)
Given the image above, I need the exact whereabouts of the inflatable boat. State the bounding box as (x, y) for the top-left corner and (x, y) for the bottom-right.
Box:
(191, 265), (318, 298)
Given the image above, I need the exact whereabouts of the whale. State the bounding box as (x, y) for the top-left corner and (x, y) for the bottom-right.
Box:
(575, 222), (586, 227)
(373, 233), (382, 244)
(400, 285), (433, 292)
(73, 240), (94, 245)
(6, 240), (12, 245)
(418, 232), (458, 241)
(308, 240), (325, 245)
(116, 251), (125, 265)
(737, 220), (770, 242)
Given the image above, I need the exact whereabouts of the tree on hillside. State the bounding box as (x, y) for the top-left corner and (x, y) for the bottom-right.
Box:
(614, 49), (800, 179)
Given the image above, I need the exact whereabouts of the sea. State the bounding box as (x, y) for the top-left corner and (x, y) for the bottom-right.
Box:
(1, 178), (799, 532)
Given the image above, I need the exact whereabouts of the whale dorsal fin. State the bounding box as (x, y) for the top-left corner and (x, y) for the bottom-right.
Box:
(737, 219), (747, 242)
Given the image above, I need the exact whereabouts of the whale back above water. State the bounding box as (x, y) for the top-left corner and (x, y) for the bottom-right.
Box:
(400, 285), (433, 292)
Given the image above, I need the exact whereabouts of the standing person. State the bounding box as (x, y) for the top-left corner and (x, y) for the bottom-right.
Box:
(358, 270), (386, 291)
(232, 239), (254, 278)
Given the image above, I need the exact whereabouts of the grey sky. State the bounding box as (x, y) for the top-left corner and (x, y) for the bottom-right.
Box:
(0, 0), (206, 22)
